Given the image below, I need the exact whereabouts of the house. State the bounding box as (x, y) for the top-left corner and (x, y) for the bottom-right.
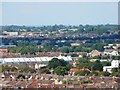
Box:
(103, 66), (113, 73)
(0, 45), (16, 58)
(103, 44), (120, 56)
(110, 51), (119, 56)
(111, 60), (120, 68)
(103, 60), (120, 73)
(68, 68), (79, 76)
(89, 50), (101, 57)
(104, 50), (119, 56)
(0, 47), (8, 57)
(0, 48), (8, 53)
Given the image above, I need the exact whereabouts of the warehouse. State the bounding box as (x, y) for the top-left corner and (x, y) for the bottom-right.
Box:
(0, 56), (72, 64)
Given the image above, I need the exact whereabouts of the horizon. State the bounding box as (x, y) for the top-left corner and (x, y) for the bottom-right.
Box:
(1, 24), (118, 27)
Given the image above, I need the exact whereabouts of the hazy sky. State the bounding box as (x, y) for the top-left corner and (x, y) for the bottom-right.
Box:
(1, 2), (118, 26)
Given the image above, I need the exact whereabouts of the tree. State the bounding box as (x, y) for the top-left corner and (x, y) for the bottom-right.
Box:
(54, 66), (68, 76)
(75, 70), (90, 76)
(101, 61), (111, 66)
(60, 46), (70, 53)
(76, 58), (91, 69)
(47, 58), (67, 69)
(92, 60), (103, 71)
(18, 66), (35, 73)
(71, 54), (79, 57)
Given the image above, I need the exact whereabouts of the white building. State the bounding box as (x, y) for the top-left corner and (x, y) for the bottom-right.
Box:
(3, 31), (18, 36)
(103, 44), (120, 56)
(111, 60), (120, 68)
(104, 50), (119, 56)
(35, 63), (48, 69)
(103, 66), (113, 73)
(103, 60), (120, 73)
(0, 56), (72, 64)
(71, 43), (80, 46)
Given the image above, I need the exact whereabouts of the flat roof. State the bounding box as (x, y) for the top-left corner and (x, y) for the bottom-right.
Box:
(0, 56), (72, 64)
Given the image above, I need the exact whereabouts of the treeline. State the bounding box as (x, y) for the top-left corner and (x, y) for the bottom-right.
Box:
(7, 40), (105, 54)
(46, 58), (120, 77)
(1, 24), (118, 34)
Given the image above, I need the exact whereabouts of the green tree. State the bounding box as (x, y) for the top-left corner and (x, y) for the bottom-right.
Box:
(75, 70), (90, 76)
(47, 58), (67, 69)
(60, 46), (70, 53)
(102, 71), (110, 76)
(54, 66), (68, 75)
(76, 58), (91, 69)
(18, 66), (35, 73)
(92, 60), (103, 71)
(101, 61), (111, 66)
(81, 80), (93, 84)
(2, 65), (11, 72)
(71, 54), (79, 57)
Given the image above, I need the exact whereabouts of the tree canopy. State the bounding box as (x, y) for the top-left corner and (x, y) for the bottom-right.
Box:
(47, 58), (67, 69)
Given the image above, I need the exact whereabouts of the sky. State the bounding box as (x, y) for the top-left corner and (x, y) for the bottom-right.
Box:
(1, 2), (118, 26)
(1, 0), (120, 2)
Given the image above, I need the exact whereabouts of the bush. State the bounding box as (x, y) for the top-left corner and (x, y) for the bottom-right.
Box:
(102, 71), (110, 76)
(89, 71), (98, 76)
(62, 80), (72, 84)
(81, 80), (93, 84)
(2, 65), (11, 72)
(68, 80), (73, 84)
(73, 81), (81, 85)
(11, 66), (18, 71)
(111, 72), (119, 77)
(62, 80), (66, 84)
(40, 69), (50, 74)
(18, 66), (35, 73)
(112, 68), (119, 72)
